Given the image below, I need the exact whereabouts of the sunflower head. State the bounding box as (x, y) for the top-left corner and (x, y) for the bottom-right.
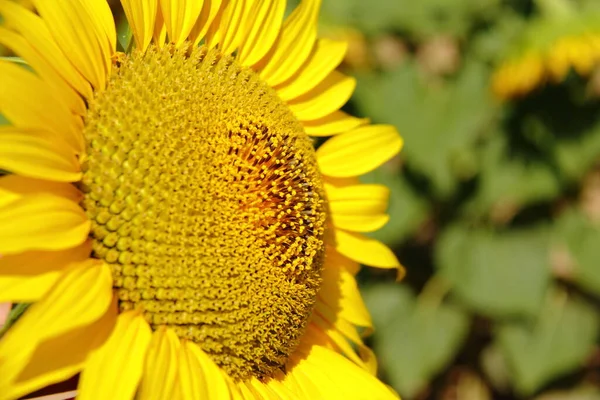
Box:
(491, 0), (600, 100)
(0, 0), (403, 398)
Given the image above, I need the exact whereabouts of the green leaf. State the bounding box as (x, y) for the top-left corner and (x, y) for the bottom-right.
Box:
(498, 290), (600, 396)
(553, 208), (600, 296)
(360, 164), (429, 247)
(353, 59), (497, 199)
(436, 226), (551, 318)
(363, 282), (469, 398)
(117, 18), (133, 53)
(0, 303), (30, 339)
(320, 0), (502, 38)
(465, 132), (561, 219)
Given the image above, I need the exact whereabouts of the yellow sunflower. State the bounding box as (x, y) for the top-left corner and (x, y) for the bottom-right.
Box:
(491, 0), (600, 100)
(0, 0), (404, 399)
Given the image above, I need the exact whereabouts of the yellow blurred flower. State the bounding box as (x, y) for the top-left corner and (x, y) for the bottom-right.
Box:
(492, 0), (600, 99)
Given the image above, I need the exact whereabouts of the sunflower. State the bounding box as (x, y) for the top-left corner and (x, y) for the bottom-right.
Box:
(0, 0), (404, 399)
(491, 0), (600, 100)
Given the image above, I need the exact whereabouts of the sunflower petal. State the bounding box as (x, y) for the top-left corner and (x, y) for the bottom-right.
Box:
(0, 273), (60, 303)
(238, 0), (285, 67)
(0, 190), (90, 255)
(188, 0), (221, 45)
(178, 341), (230, 400)
(332, 214), (390, 232)
(0, 241), (92, 302)
(287, 344), (397, 399)
(288, 71), (356, 121)
(305, 321), (376, 374)
(78, 311), (152, 400)
(0, 295), (117, 400)
(334, 229), (400, 269)
(0, 0), (93, 100)
(159, 0), (203, 47)
(31, 0), (109, 90)
(73, 0), (115, 73)
(206, 0), (246, 54)
(0, 174), (82, 204)
(319, 253), (372, 329)
(78, 0), (117, 53)
(138, 327), (180, 400)
(0, 261), (112, 398)
(326, 184), (390, 214)
(276, 39), (347, 101)
(317, 125), (402, 177)
(153, 4), (167, 46)
(303, 111), (368, 137)
(327, 184), (391, 232)
(0, 129), (81, 182)
(0, 27), (86, 116)
(121, 0), (158, 52)
(0, 60), (84, 154)
(258, 0), (320, 86)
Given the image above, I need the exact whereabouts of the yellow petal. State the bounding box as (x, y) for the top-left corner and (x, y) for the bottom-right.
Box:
(138, 327), (180, 400)
(263, 374), (297, 399)
(303, 111), (368, 137)
(0, 174), (82, 205)
(177, 342), (204, 400)
(31, 0), (109, 90)
(0, 61), (84, 154)
(0, 294), (117, 400)
(0, 128), (81, 182)
(0, 272), (60, 303)
(319, 252), (372, 329)
(74, 0), (115, 73)
(153, 3), (167, 46)
(305, 321), (376, 375)
(280, 364), (322, 399)
(276, 39), (347, 101)
(258, 0), (320, 86)
(121, 0), (158, 52)
(178, 341), (230, 400)
(244, 378), (281, 400)
(334, 229), (400, 269)
(288, 71), (356, 121)
(317, 125), (402, 177)
(238, 0), (285, 67)
(0, 191), (90, 255)
(0, 241), (92, 302)
(0, 27), (86, 116)
(189, 0), (221, 46)
(332, 214), (390, 233)
(0, 261), (112, 398)
(236, 382), (260, 399)
(206, 0), (246, 54)
(78, 0), (117, 54)
(326, 184), (390, 214)
(327, 184), (391, 232)
(78, 311), (152, 400)
(0, 0), (93, 100)
(286, 343), (396, 399)
(159, 0), (203, 47)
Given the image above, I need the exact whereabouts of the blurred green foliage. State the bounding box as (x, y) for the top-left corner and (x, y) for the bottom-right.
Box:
(319, 0), (600, 398)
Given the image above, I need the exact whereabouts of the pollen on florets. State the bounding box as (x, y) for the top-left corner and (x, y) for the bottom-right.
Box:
(79, 44), (327, 380)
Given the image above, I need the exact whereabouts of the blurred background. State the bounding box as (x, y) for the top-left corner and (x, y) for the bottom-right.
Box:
(3, 0), (600, 399)
(313, 0), (600, 398)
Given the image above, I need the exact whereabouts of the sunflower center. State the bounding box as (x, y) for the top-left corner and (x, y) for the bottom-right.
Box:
(80, 44), (327, 380)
